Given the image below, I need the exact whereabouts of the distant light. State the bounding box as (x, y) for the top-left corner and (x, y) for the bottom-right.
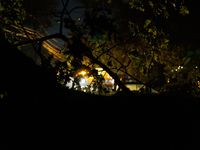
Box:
(181, 66), (183, 69)
(81, 78), (85, 84)
(116, 85), (119, 89)
(175, 69), (177, 71)
(111, 79), (114, 84)
(95, 68), (103, 71)
(98, 71), (102, 75)
(78, 18), (81, 20)
(79, 71), (87, 76)
(196, 66), (198, 69)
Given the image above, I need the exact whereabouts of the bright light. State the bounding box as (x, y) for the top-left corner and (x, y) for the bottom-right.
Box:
(81, 78), (86, 84)
(111, 79), (114, 84)
(98, 71), (102, 75)
(95, 68), (103, 71)
(181, 66), (183, 69)
(175, 69), (177, 71)
(79, 71), (87, 76)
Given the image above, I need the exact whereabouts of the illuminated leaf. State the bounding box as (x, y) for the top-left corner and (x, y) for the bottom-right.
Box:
(184, 57), (191, 66)
(149, 1), (154, 8)
(107, 0), (111, 3)
(0, 3), (4, 11)
(144, 19), (151, 28)
(180, 6), (189, 16)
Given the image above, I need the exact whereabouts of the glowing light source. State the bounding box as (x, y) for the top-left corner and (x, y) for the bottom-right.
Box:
(80, 71), (86, 76)
(78, 71), (89, 76)
(81, 78), (86, 84)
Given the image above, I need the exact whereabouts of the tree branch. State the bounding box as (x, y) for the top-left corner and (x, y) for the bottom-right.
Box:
(119, 70), (145, 85)
(16, 33), (69, 46)
(97, 36), (135, 59)
(50, 11), (61, 18)
(85, 53), (131, 93)
(60, 0), (69, 34)
(18, 21), (38, 52)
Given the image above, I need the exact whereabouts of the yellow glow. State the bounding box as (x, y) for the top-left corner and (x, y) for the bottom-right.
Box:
(3, 24), (62, 58)
(78, 71), (88, 76)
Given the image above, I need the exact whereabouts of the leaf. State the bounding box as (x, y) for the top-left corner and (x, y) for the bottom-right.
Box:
(149, 1), (154, 8)
(180, 6), (189, 16)
(0, 3), (4, 11)
(107, 0), (111, 3)
(197, 69), (200, 75)
(144, 19), (151, 28)
(184, 57), (191, 66)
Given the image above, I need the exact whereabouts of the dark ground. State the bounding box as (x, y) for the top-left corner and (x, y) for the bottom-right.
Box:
(1, 34), (200, 149)
(1, 92), (200, 149)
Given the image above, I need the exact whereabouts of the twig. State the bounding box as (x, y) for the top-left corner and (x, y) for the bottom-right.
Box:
(60, 0), (69, 34)
(16, 33), (69, 46)
(97, 36), (135, 59)
(18, 21), (38, 52)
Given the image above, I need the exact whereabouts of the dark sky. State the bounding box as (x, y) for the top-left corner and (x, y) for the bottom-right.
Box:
(47, 0), (84, 47)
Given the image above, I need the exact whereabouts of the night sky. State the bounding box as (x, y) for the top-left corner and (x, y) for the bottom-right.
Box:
(47, 0), (84, 47)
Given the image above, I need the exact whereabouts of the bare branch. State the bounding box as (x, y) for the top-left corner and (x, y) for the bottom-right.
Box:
(119, 70), (145, 85)
(60, 0), (69, 34)
(97, 36), (135, 59)
(50, 11), (60, 18)
(61, 0), (65, 7)
(16, 33), (69, 46)
(18, 21), (38, 52)
(106, 53), (125, 70)
(85, 53), (131, 93)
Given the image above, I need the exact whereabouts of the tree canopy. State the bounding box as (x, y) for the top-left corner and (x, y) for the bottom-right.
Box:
(2, 0), (200, 97)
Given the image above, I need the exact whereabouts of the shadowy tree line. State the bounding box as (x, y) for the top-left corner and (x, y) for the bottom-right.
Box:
(1, 0), (200, 97)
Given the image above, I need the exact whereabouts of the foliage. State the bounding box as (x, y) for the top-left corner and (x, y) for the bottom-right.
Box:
(0, 0), (26, 47)
(21, 0), (59, 29)
(6, 0), (200, 97)
(58, 0), (195, 94)
(162, 47), (200, 97)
